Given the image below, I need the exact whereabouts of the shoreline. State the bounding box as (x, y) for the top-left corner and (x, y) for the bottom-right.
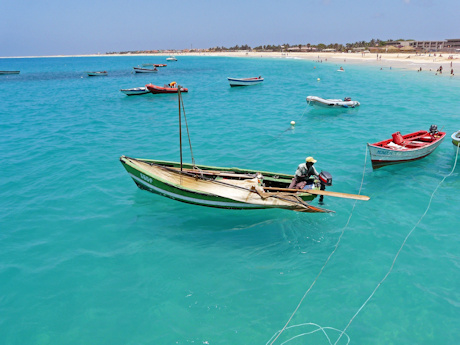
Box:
(2, 51), (458, 77)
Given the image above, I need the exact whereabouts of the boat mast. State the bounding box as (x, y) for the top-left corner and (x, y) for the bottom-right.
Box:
(178, 86), (183, 172)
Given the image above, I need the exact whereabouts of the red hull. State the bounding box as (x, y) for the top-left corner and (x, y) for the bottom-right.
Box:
(146, 84), (188, 94)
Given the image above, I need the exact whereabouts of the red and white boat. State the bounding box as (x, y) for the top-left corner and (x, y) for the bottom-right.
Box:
(145, 83), (188, 94)
(367, 125), (446, 169)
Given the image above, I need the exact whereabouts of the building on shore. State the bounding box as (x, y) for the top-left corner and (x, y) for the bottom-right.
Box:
(409, 39), (460, 52)
(445, 39), (460, 51)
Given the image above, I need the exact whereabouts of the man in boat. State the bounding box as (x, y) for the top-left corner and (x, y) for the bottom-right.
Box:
(288, 157), (319, 189)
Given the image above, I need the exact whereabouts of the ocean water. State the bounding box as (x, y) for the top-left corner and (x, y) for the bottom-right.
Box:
(1, 55), (459, 345)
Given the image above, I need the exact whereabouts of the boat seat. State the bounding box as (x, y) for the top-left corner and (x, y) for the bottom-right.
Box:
(405, 141), (427, 147)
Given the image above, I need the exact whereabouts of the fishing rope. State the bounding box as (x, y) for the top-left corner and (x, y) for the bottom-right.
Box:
(268, 146), (368, 345)
(265, 323), (350, 345)
(333, 143), (459, 345)
(179, 91), (196, 167)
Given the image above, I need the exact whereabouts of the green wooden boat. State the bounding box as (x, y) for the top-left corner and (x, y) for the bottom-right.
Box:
(120, 156), (332, 213)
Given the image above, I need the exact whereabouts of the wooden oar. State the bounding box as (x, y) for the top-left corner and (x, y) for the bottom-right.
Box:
(264, 187), (370, 201)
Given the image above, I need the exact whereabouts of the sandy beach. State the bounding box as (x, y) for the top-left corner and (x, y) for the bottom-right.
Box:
(177, 51), (459, 77)
(2, 51), (459, 77)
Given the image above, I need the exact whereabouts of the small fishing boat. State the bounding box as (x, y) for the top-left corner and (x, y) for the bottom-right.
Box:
(367, 125), (446, 169)
(120, 85), (369, 213)
(120, 86), (150, 96)
(452, 130), (460, 153)
(87, 71), (107, 76)
(227, 76), (264, 87)
(166, 56), (177, 61)
(0, 71), (20, 75)
(133, 66), (158, 73)
(146, 83), (188, 94)
(306, 96), (360, 108)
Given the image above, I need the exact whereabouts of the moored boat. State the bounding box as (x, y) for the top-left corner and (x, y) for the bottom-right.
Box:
(133, 66), (158, 73)
(227, 76), (264, 87)
(452, 130), (460, 153)
(0, 71), (20, 75)
(120, 156), (336, 212)
(367, 125), (446, 169)
(87, 71), (107, 76)
(146, 83), (188, 94)
(306, 96), (360, 108)
(120, 86), (150, 96)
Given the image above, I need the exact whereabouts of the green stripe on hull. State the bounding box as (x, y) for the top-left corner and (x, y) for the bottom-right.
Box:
(120, 158), (316, 209)
(130, 173), (264, 209)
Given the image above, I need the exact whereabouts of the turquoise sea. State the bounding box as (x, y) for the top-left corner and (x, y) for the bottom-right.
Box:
(1, 55), (459, 344)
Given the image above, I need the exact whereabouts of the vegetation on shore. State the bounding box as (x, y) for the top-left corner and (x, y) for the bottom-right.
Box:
(106, 39), (415, 55)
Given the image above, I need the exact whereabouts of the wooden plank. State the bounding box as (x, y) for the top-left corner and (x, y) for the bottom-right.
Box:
(264, 187), (370, 201)
(168, 166), (257, 179)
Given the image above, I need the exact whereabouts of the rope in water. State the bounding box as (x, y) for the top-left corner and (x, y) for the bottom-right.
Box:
(268, 145), (369, 345)
(333, 144), (459, 345)
(272, 105), (310, 141)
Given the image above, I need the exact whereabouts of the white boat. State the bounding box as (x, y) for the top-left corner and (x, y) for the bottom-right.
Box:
(133, 67), (158, 73)
(87, 71), (107, 76)
(452, 130), (460, 153)
(120, 87), (150, 96)
(227, 76), (264, 87)
(166, 56), (177, 61)
(306, 96), (360, 108)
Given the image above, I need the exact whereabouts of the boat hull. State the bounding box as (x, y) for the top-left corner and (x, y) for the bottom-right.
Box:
(133, 67), (157, 73)
(119, 156), (329, 212)
(306, 96), (360, 108)
(0, 71), (20, 75)
(368, 131), (446, 169)
(120, 87), (150, 96)
(228, 77), (264, 87)
(87, 72), (107, 76)
(452, 130), (460, 154)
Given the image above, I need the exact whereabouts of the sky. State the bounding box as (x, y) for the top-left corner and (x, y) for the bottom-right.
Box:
(1, 0), (459, 57)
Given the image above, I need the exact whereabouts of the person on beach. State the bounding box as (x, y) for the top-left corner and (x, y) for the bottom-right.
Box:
(288, 157), (319, 189)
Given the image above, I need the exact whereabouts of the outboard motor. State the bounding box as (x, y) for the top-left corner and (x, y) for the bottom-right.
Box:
(318, 171), (332, 204)
(429, 124), (438, 136)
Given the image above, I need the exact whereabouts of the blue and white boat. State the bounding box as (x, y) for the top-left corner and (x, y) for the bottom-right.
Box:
(0, 71), (20, 75)
(452, 130), (460, 153)
(133, 66), (158, 73)
(227, 76), (264, 87)
(87, 71), (107, 76)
